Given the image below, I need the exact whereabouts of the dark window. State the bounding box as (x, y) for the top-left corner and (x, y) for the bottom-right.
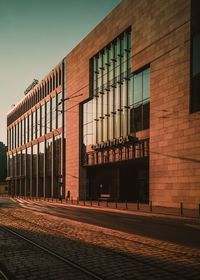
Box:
(59, 68), (62, 85)
(129, 67), (150, 132)
(50, 77), (52, 92)
(143, 102), (150, 130)
(56, 71), (58, 87)
(191, 0), (200, 113)
(53, 74), (55, 90)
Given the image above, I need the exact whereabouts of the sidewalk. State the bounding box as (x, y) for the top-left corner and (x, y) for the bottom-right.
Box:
(10, 195), (200, 221)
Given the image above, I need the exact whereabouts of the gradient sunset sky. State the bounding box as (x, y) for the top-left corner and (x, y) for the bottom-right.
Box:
(0, 0), (121, 144)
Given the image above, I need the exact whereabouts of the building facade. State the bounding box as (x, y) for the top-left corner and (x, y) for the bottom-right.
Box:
(7, 61), (66, 198)
(7, 0), (200, 209)
(65, 0), (200, 208)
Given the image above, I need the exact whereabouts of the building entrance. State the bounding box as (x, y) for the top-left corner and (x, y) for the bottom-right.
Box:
(86, 158), (149, 203)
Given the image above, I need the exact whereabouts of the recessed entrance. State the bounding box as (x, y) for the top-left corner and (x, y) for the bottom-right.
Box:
(86, 158), (149, 203)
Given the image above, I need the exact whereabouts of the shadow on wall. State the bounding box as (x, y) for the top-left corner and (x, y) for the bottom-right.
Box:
(151, 150), (200, 163)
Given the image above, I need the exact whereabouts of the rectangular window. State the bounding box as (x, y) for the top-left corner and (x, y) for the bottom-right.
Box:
(52, 96), (57, 130)
(57, 93), (62, 128)
(19, 121), (21, 146)
(32, 111), (36, 140)
(38, 141), (44, 197)
(46, 101), (50, 133)
(41, 105), (45, 136)
(129, 66), (150, 133)
(30, 114), (33, 141)
(191, 0), (200, 113)
(191, 32), (200, 112)
(36, 109), (40, 138)
(16, 123), (19, 148)
(21, 119), (24, 145)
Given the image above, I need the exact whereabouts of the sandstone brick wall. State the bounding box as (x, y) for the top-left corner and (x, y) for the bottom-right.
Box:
(65, 0), (200, 208)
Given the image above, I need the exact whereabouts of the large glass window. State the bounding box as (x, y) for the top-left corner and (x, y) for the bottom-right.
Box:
(21, 149), (26, 177)
(52, 96), (57, 130)
(38, 141), (44, 197)
(19, 122), (21, 147)
(9, 154), (13, 178)
(83, 29), (133, 145)
(83, 100), (93, 146)
(7, 129), (10, 151)
(54, 135), (61, 198)
(46, 101), (50, 133)
(24, 117), (27, 144)
(83, 29), (150, 148)
(41, 104), (45, 136)
(36, 109), (40, 138)
(32, 111), (36, 140)
(46, 138), (52, 197)
(32, 144), (37, 197)
(29, 114), (32, 141)
(21, 149), (26, 195)
(57, 93), (62, 128)
(13, 125), (16, 149)
(129, 67), (150, 133)
(22, 119), (24, 145)
(26, 147), (31, 196)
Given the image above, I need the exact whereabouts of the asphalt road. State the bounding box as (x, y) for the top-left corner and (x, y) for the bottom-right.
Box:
(1, 197), (200, 249)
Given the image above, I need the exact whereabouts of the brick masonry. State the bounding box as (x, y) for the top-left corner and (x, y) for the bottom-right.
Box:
(65, 0), (200, 208)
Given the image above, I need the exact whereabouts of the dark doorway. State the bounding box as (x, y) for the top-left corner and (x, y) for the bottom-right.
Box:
(119, 159), (149, 203)
(86, 158), (149, 203)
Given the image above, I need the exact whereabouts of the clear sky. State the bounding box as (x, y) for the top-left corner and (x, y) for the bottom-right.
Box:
(0, 0), (121, 145)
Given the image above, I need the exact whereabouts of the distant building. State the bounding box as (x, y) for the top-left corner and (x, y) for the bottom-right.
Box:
(7, 0), (200, 209)
(6, 62), (65, 197)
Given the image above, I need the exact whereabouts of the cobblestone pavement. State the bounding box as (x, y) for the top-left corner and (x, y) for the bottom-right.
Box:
(0, 202), (200, 280)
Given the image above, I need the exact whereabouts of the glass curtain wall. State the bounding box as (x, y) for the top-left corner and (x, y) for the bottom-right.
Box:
(83, 29), (150, 147)
(8, 94), (62, 150)
(83, 29), (132, 146)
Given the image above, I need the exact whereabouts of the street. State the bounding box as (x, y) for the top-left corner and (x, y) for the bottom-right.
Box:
(0, 197), (200, 279)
